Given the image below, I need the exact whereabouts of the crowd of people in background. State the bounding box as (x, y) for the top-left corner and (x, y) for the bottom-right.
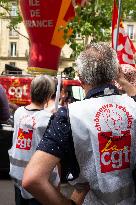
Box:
(0, 42), (136, 205)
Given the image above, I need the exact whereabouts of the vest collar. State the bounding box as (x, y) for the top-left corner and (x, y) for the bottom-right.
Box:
(85, 84), (119, 99)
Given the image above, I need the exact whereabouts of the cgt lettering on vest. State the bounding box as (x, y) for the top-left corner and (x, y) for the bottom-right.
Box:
(25, 20), (54, 28)
(16, 128), (33, 150)
(98, 130), (131, 173)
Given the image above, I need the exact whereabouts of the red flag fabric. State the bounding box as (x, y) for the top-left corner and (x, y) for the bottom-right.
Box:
(112, 0), (136, 67)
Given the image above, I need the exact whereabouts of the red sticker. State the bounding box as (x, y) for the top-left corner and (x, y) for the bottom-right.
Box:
(16, 128), (33, 150)
(98, 130), (131, 173)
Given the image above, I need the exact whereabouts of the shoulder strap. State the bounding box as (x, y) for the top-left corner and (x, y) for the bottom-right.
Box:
(131, 96), (136, 102)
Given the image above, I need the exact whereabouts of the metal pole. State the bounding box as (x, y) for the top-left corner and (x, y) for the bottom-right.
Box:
(54, 74), (61, 111)
(115, 0), (122, 51)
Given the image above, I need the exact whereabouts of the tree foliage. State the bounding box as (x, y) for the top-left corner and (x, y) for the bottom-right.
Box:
(64, 0), (136, 57)
(0, 0), (28, 39)
(0, 0), (21, 25)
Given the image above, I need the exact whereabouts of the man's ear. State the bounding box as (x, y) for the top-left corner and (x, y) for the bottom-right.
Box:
(79, 79), (93, 95)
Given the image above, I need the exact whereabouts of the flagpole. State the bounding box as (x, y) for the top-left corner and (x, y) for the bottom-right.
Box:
(54, 73), (61, 111)
(115, 0), (122, 51)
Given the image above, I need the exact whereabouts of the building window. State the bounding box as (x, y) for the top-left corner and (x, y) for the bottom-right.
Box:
(10, 42), (17, 57)
(9, 28), (19, 37)
(127, 25), (134, 40)
(10, 3), (18, 17)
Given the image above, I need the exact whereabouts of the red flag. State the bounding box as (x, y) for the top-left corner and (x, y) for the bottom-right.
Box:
(112, 0), (136, 67)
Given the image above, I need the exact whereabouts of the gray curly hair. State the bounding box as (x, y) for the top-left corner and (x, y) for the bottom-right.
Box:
(75, 42), (118, 86)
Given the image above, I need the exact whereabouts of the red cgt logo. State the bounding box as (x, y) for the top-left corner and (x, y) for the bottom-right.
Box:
(16, 128), (33, 150)
(98, 130), (131, 173)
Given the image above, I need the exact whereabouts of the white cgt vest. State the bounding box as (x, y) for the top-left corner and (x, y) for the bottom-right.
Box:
(68, 94), (136, 205)
(9, 106), (59, 199)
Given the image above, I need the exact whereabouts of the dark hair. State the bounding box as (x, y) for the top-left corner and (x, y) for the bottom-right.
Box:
(31, 75), (55, 104)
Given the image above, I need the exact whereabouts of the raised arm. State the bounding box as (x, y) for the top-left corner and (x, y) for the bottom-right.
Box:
(116, 66), (136, 96)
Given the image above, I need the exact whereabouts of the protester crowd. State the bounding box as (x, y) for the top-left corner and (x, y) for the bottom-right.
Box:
(0, 43), (136, 205)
